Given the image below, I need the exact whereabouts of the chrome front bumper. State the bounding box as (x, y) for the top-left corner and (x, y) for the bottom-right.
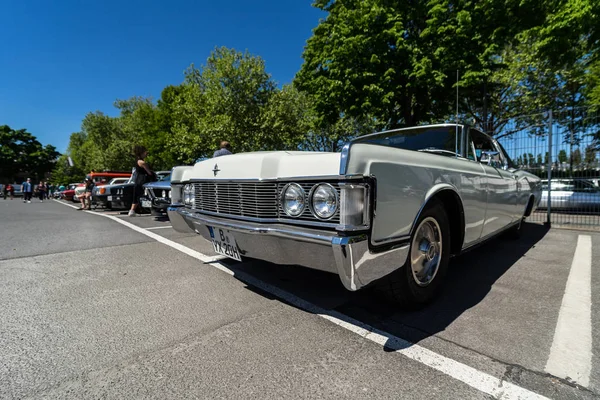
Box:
(168, 206), (409, 291)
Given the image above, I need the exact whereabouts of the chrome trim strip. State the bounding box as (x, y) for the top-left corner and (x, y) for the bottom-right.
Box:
(339, 143), (351, 175)
(180, 208), (342, 229)
(460, 219), (521, 252)
(371, 234), (411, 246)
(186, 175), (365, 183)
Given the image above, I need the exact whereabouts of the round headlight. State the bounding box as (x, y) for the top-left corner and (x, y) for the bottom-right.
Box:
(183, 184), (193, 205)
(144, 188), (149, 196)
(162, 190), (166, 198)
(99, 187), (106, 195)
(310, 184), (338, 219)
(282, 183), (305, 217)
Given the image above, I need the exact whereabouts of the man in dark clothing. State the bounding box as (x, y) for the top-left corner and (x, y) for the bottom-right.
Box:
(22, 178), (33, 203)
(213, 141), (233, 158)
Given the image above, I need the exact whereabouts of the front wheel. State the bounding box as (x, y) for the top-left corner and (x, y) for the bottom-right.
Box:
(378, 200), (451, 309)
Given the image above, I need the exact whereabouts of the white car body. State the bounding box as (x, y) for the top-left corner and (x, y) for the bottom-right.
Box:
(167, 124), (542, 305)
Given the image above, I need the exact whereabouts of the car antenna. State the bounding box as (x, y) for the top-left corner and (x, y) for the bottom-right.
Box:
(455, 69), (459, 157)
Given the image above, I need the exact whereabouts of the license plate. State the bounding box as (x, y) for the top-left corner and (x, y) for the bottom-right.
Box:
(141, 200), (152, 208)
(208, 226), (241, 261)
(107, 196), (112, 201)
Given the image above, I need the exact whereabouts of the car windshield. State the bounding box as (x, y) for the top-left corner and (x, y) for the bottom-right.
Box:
(354, 126), (461, 157)
(158, 174), (171, 182)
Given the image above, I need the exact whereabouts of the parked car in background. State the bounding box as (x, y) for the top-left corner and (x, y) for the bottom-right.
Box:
(61, 183), (83, 202)
(74, 171), (131, 202)
(109, 171), (169, 211)
(92, 177), (131, 209)
(167, 124), (542, 307)
(141, 173), (171, 216)
(12, 184), (23, 197)
(539, 179), (600, 211)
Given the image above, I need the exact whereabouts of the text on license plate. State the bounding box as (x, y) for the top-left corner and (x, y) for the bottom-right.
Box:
(208, 226), (241, 261)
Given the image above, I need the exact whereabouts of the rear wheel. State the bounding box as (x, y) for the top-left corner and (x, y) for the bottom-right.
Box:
(378, 200), (451, 308)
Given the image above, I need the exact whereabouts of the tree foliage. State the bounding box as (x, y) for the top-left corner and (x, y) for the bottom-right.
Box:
(0, 125), (59, 183)
(296, 0), (600, 139)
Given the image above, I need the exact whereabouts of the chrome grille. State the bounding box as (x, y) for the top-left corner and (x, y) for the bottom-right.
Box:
(192, 182), (278, 218)
(190, 180), (342, 223)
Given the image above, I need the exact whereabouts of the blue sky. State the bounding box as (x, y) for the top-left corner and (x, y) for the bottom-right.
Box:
(0, 0), (324, 152)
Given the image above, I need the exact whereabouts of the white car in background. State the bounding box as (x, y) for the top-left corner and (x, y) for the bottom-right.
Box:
(91, 177), (133, 208)
(539, 179), (600, 211)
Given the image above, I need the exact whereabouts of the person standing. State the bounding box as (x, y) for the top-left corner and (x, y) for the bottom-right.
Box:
(7, 183), (14, 200)
(22, 178), (33, 203)
(213, 141), (233, 158)
(38, 181), (47, 202)
(129, 145), (155, 217)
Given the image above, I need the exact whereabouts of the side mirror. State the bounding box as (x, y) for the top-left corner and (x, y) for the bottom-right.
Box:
(481, 150), (501, 167)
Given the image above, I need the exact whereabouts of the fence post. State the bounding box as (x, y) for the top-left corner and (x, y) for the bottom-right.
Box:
(546, 110), (553, 226)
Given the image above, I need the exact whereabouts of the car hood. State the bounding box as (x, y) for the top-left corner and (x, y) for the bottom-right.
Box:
(144, 181), (171, 190)
(181, 151), (342, 181)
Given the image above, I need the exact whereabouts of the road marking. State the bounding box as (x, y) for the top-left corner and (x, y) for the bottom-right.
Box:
(146, 226), (172, 230)
(53, 199), (548, 399)
(545, 234), (592, 387)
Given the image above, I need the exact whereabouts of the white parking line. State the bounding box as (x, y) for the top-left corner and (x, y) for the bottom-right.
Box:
(545, 234), (592, 387)
(146, 226), (172, 230)
(53, 199), (548, 399)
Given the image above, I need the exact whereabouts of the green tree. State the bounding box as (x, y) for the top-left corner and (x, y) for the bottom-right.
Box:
(259, 85), (313, 151)
(80, 112), (127, 170)
(536, 154), (542, 166)
(571, 148), (582, 167)
(170, 47), (292, 163)
(584, 145), (597, 168)
(558, 149), (568, 164)
(0, 125), (59, 182)
(297, 0), (600, 141)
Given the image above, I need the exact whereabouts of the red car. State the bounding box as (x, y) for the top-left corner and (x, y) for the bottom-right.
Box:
(61, 183), (84, 202)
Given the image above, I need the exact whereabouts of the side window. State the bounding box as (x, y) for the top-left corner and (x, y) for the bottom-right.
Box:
(469, 129), (496, 162)
(574, 180), (598, 192)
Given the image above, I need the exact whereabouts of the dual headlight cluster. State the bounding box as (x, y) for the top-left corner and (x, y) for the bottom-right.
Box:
(183, 184), (195, 206)
(144, 188), (171, 198)
(282, 183), (338, 220)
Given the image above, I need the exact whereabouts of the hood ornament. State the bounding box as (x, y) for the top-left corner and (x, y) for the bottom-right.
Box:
(212, 164), (220, 177)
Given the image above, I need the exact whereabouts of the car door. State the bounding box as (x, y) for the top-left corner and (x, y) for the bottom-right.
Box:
(572, 180), (600, 211)
(469, 129), (517, 237)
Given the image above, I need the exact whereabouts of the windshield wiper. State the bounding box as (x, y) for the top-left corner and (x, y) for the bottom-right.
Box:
(417, 148), (460, 157)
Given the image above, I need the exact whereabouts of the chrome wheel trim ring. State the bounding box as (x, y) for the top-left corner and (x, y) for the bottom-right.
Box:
(410, 217), (442, 287)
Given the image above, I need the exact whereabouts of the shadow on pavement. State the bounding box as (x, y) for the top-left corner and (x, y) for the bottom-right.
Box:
(226, 222), (550, 349)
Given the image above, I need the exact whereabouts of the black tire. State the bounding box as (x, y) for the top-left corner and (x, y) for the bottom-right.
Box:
(378, 200), (451, 309)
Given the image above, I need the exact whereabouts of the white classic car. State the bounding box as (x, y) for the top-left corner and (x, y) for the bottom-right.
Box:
(168, 124), (542, 307)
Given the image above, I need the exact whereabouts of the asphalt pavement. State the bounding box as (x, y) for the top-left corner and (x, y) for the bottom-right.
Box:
(1, 198), (599, 399)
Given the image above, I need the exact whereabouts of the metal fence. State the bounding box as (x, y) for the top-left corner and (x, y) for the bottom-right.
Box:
(494, 107), (600, 230)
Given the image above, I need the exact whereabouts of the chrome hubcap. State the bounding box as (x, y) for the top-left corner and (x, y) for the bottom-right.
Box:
(410, 217), (442, 287)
